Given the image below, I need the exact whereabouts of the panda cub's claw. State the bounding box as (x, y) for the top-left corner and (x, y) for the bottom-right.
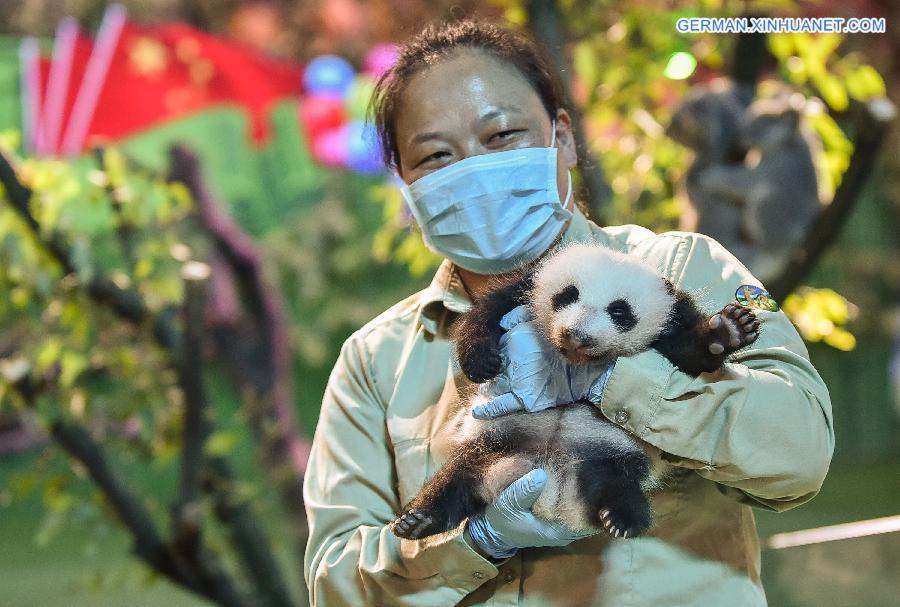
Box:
(707, 303), (759, 356)
(598, 505), (648, 539)
(391, 509), (436, 540)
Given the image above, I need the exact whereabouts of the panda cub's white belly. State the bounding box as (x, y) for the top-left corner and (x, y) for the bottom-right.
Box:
(455, 395), (669, 533)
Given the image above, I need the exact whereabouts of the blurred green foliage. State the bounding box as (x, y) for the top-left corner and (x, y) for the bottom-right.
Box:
(0, 131), (195, 430)
(0, 130), (194, 555)
(783, 287), (858, 350)
(260, 170), (431, 369)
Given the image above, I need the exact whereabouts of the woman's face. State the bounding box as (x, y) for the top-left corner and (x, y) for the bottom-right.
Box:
(394, 50), (577, 202)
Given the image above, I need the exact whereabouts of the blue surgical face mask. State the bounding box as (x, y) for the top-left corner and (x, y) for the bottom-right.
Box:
(399, 121), (573, 275)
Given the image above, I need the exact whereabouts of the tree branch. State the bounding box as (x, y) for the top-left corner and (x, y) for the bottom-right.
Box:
(92, 147), (139, 270)
(172, 262), (212, 553)
(48, 420), (192, 586)
(729, 29), (770, 88)
(524, 0), (613, 222)
(174, 260), (294, 607)
(51, 415), (250, 607)
(167, 145), (311, 553)
(205, 457), (295, 607)
(1, 363), (248, 607)
(768, 97), (897, 301)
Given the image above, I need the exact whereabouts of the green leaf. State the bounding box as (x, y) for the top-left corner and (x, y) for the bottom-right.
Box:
(35, 510), (66, 547)
(35, 338), (62, 375)
(60, 351), (88, 388)
(769, 33), (794, 60)
(573, 41), (599, 91)
(813, 72), (849, 111)
(845, 64), (886, 100)
(824, 328), (856, 351)
(810, 33), (843, 61)
(103, 148), (128, 187)
(11, 471), (39, 499)
(69, 237), (95, 284)
(204, 431), (239, 457)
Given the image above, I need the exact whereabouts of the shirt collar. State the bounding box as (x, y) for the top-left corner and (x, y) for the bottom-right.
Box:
(417, 209), (607, 336)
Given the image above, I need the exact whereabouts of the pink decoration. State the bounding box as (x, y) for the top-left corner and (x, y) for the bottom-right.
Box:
(312, 124), (349, 167)
(299, 94), (346, 138)
(363, 43), (399, 79)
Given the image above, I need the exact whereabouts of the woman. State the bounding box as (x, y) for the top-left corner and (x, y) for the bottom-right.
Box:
(303, 19), (833, 606)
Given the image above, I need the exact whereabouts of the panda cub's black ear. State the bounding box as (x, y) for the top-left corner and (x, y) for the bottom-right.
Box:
(663, 278), (676, 295)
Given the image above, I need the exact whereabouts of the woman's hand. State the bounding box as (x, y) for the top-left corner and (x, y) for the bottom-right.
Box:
(472, 306), (616, 419)
(466, 469), (595, 559)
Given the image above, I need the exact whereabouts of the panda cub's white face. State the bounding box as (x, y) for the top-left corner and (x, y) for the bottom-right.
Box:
(530, 243), (676, 365)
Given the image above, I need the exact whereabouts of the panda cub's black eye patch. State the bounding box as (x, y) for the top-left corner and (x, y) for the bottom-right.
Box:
(551, 285), (579, 311)
(607, 299), (637, 331)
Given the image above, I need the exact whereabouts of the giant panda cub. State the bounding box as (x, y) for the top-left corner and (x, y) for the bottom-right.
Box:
(391, 243), (761, 541)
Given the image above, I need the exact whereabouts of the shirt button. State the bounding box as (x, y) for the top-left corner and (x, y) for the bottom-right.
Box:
(473, 571), (484, 580)
(614, 409), (630, 425)
(504, 571), (516, 583)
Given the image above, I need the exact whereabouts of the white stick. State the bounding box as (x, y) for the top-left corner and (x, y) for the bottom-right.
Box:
(42, 17), (79, 155)
(60, 3), (127, 156)
(18, 37), (42, 153)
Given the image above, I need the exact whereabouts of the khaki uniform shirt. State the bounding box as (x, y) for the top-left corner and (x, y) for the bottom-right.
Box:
(303, 211), (834, 606)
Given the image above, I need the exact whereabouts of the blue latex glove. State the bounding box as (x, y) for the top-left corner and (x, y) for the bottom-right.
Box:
(472, 305), (617, 420)
(467, 469), (594, 559)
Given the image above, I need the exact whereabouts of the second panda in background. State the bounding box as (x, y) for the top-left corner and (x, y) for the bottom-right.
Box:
(391, 243), (761, 541)
(698, 94), (824, 281)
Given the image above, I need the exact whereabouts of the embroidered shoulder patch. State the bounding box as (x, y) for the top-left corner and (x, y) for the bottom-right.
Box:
(735, 284), (779, 312)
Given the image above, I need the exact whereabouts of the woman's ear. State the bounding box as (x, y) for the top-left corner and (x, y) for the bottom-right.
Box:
(554, 108), (578, 170)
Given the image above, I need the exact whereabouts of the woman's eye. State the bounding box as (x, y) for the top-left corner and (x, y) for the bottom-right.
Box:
(418, 151), (449, 166)
(491, 129), (521, 142)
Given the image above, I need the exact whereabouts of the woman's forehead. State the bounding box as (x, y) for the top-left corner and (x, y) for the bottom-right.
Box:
(395, 51), (547, 141)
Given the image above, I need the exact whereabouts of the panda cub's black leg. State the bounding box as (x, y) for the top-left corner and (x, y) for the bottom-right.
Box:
(575, 449), (653, 538)
(452, 272), (533, 383)
(655, 292), (760, 376)
(391, 443), (492, 540)
(706, 302), (760, 356)
(680, 302), (760, 373)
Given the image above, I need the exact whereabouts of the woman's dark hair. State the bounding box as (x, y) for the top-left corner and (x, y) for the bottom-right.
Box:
(368, 19), (566, 172)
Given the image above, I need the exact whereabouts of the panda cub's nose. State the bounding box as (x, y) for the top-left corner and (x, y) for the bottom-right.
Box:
(560, 328), (597, 350)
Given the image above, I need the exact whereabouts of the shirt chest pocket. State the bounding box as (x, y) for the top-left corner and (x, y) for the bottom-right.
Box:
(392, 437), (431, 507)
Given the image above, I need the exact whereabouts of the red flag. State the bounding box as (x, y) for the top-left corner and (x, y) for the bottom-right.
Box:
(39, 20), (302, 153)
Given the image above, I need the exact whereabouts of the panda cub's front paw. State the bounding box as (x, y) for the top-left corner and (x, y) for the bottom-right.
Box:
(707, 303), (759, 356)
(391, 509), (438, 540)
(461, 339), (503, 383)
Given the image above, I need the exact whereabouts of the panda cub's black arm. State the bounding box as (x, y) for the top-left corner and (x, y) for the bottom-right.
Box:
(652, 285), (759, 376)
(452, 271), (533, 383)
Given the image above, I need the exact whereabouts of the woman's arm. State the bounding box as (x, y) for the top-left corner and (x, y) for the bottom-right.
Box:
(303, 333), (500, 606)
(597, 233), (834, 511)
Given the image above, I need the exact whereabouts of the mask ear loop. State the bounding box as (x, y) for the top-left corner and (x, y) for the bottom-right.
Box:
(562, 171), (573, 211)
(550, 118), (574, 212)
